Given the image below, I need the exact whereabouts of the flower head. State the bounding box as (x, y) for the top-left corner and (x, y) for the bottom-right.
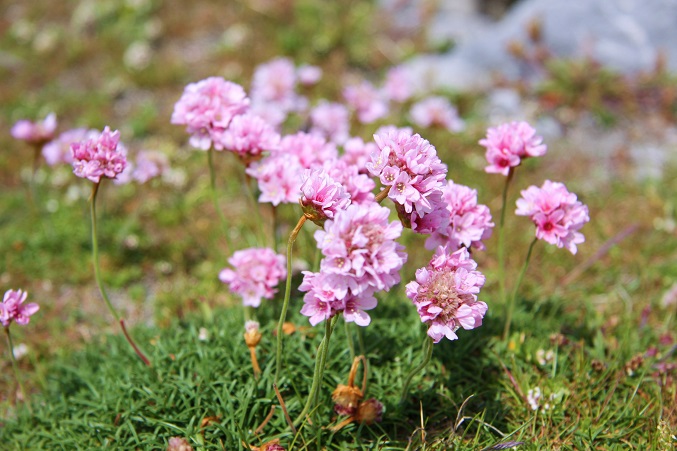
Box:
(219, 248), (286, 307)
(410, 96), (465, 132)
(219, 113), (280, 164)
(515, 180), (590, 254)
(171, 77), (250, 150)
(300, 168), (351, 225)
(71, 126), (127, 183)
(382, 66), (412, 103)
(343, 80), (388, 124)
(132, 150), (170, 184)
(297, 64), (322, 85)
(480, 121), (547, 175)
(42, 128), (99, 166)
(11, 113), (57, 146)
(1, 289), (39, 327)
(310, 101), (350, 145)
(406, 247), (487, 343)
(426, 180), (494, 251)
(278, 131), (337, 169)
(246, 153), (304, 206)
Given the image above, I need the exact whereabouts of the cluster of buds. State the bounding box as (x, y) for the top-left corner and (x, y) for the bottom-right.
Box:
(331, 356), (384, 431)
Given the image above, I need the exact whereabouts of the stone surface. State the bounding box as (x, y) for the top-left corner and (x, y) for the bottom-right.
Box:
(405, 0), (677, 91)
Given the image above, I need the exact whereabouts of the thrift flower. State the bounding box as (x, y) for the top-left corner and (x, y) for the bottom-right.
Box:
(367, 128), (447, 225)
(323, 159), (375, 205)
(42, 128), (99, 166)
(310, 101), (350, 145)
(1, 289), (39, 327)
(406, 247), (487, 343)
(515, 180), (590, 254)
(171, 77), (250, 150)
(11, 113), (57, 145)
(71, 126), (127, 183)
(278, 131), (337, 169)
(426, 180), (494, 251)
(297, 64), (322, 85)
(219, 113), (280, 164)
(480, 121), (547, 175)
(382, 66), (412, 103)
(410, 96), (465, 132)
(250, 57), (306, 125)
(300, 168), (351, 225)
(219, 247), (286, 307)
(132, 150), (170, 184)
(300, 203), (407, 326)
(343, 80), (388, 124)
(340, 137), (378, 174)
(246, 153), (304, 205)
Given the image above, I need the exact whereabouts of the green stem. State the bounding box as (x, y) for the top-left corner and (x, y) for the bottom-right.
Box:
(344, 318), (355, 362)
(207, 148), (232, 253)
(5, 327), (31, 413)
(274, 215), (307, 384)
(242, 172), (266, 246)
(503, 237), (538, 339)
(90, 183), (151, 366)
(294, 315), (338, 426)
(401, 335), (434, 404)
(497, 168), (515, 309)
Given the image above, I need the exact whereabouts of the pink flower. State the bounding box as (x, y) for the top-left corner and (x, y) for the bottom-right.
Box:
(219, 113), (280, 163)
(340, 137), (378, 174)
(171, 77), (250, 150)
(300, 202), (407, 326)
(367, 128), (447, 226)
(480, 121), (547, 176)
(310, 101), (350, 145)
(132, 150), (170, 184)
(382, 66), (412, 103)
(246, 154), (304, 206)
(219, 247), (286, 307)
(297, 64), (323, 85)
(42, 128), (99, 166)
(278, 131), (337, 169)
(323, 159), (375, 205)
(1, 289), (39, 327)
(11, 113), (57, 145)
(426, 181), (494, 251)
(343, 81), (388, 124)
(71, 126), (128, 183)
(300, 168), (351, 224)
(250, 57), (306, 125)
(516, 180), (590, 254)
(406, 247), (487, 343)
(410, 97), (465, 132)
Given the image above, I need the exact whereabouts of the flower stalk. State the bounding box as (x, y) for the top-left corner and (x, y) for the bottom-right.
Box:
(4, 327), (31, 413)
(90, 183), (151, 366)
(503, 237), (538, 339)
(274, 215), (307, 383)
(208, 148), (232, 253)
(497, 168), (514, 309)
(400, 335), (434, 403)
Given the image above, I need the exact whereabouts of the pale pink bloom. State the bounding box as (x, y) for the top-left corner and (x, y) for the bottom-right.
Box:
(277, 131), (337, 169)
(426, 181), (494, 250)
(340, 137), (378, 173)
(167, 437), (193, 451)
(11, 113), (57, 145)
(661, 283), (677, 308)
(406, 247), (487, 343)
(410, 96), (465, 132)
(300, 168), (351, 224)
(244, 320), (260, 334)
(71, 126), (127, 183)
(310, 101), (350, 145)
(219, 247), (286, 307)
(480, 121), (547, 175)
(343, 80), (389, 124)
(133, 150), (170, 183)
(171, 77), (250, 150)
(218, 113), (280, 163)
(516, 180), (590, 254)
(246, 153), (304, 205)
(297, 64), (323, 85)
(1, 289), (39, 327)
(324, 159), (375, 205)
(300, 202), (407, 326)
(250, 57), (306, 124)
(367, 128), (447, 226)
(42, 128), (99, 166)
(382, 66), (412, 103)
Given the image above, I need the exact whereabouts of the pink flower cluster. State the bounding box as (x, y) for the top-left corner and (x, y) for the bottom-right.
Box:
(71, 127), (128, 183)
(310, 101), (350, 145)
(366, 128), (447, 229)
(406, 247), (487, 343)
(300, 203), (407, 326)
(1, 289), (39, 327)
(171, 77), (250, 150)
(343, 80), (388, 124)
(516, 180), (590, 254)
(480, 121), (547, 176)
(426, 181), (494, 251)
(300, 168), (351, 224)
(11, 113), (57, 146)
(410, 97), (465, 132)
(219, 247), (286, 307)
(250, 57), (307, 127)
(219, 113), (280, 163)
(132, 150), (170, 184)
(382, 66), (412, 103)
(42, 128), (100, 166)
